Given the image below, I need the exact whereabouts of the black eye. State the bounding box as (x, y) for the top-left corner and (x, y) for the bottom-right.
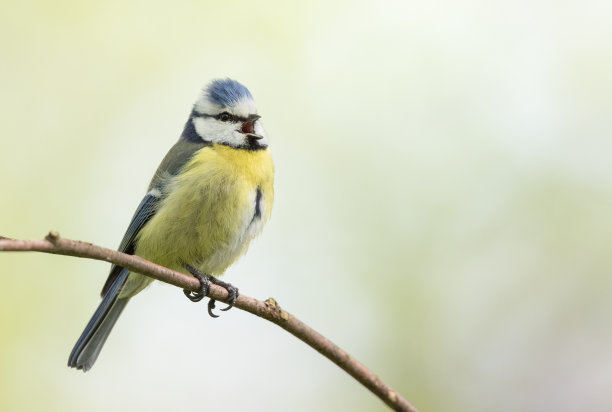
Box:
(218, 112), (232, 122)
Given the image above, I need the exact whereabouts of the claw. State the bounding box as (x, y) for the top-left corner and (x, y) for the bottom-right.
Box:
(208, 299), (219, 318)
(209, 277), (240, 311)
(183, 265), (240, 318)
(220, 284), (239, 311)
(184, 265), (210, 302)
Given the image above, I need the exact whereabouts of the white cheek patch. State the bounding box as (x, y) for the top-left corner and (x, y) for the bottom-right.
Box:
(192, 117), (245, 146)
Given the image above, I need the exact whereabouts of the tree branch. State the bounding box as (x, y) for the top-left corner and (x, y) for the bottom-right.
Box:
(0, 231), (418, 412)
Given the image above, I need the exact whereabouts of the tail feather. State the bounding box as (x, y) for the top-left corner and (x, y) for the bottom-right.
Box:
(68, 269), (130, 372)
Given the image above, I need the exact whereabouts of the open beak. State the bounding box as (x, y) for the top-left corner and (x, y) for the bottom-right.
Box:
(240, 114), (262, 138)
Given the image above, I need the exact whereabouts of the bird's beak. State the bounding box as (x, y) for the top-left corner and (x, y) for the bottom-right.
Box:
(240, 114), (262, 135)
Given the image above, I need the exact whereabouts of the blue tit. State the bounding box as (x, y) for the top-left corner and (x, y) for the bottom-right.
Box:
(68, 78), (274, 372)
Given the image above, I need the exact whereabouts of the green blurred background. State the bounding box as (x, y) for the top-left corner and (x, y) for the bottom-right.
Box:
(1, 0), (612, 411)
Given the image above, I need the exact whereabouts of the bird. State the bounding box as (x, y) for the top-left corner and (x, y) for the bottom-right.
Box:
(68, 78), (274, 372)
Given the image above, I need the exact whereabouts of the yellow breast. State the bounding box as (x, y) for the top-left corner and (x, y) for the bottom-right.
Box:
(135, 144), (274, 277)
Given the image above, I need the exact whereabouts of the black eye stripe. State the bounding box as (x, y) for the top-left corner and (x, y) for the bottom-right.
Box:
(194, 112), (242, 122)
(217, 112), (240, 122)
(193, 111), (260, 124)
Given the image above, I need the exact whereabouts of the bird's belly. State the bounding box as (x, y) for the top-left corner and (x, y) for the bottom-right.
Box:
(203, 208), (264, 274)
(120, 203), (260, 299)
(123, 144), (273, 298)
(135, 175), (266, 276)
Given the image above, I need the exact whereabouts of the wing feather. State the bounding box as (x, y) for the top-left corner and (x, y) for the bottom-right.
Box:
(100, 138), (208, 297)
(100, 193), (158, 296)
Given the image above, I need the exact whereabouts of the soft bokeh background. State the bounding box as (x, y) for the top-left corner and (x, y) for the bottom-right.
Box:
(1, 1), (611, 411)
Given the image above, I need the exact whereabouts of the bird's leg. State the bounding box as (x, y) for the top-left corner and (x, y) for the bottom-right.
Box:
(183, 265), (210, 303)
(183, 265), (240, 318)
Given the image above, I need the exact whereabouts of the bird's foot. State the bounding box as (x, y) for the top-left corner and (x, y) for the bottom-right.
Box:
(183, 265), (239, 318)
(183, 265), (211, 303)
(208, 276), (240, 316)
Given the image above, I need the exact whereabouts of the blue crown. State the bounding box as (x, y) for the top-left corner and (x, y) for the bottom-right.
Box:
(205, 78), (253, 107)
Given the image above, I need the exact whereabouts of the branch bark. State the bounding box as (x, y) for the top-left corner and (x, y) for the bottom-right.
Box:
(0, 232), (419, 412)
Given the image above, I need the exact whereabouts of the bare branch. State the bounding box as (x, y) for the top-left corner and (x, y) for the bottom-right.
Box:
(0, 232), (419, 412)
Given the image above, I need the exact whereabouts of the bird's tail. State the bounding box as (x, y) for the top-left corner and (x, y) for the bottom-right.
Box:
(68, 269), (130, 372)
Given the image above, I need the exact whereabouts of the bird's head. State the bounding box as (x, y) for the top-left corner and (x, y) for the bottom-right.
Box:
(185, 78), (268, 150)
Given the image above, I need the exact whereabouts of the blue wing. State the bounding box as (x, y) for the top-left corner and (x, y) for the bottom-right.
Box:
(99, 139), (209, 296)
(100, 193), (159, 296)
(69, 123), (208, 371)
